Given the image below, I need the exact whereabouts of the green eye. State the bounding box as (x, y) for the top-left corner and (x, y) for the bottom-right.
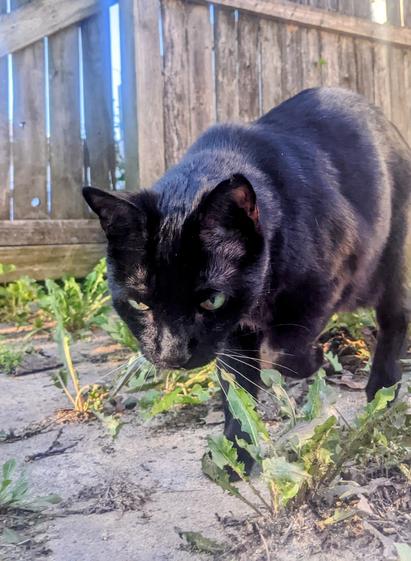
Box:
(200, 292), (226, 311)
(128, 299), (149, 311)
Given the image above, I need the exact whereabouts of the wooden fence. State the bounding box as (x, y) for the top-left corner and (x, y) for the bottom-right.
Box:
(0, 0), (410, 281)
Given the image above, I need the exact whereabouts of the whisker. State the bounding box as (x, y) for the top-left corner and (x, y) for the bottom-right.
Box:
(217, 358), (276, 400)
(217, 352), (301, 378)
(225, 347), (296, 357)
(223, 351), (298, 370)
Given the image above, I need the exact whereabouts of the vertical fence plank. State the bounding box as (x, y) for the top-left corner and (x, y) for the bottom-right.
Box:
(238, 13), (260, 121)
(162, 0), (191, 167)
(389, 47), (408, 140)
(404, 0), (411, 146)
(386, 0), (401, 25)
(260, 19), (283, 112)
(373, 41), (391, 119)
(354, 0), (371, 19)
(337, 0), (354, 15)
(282, 24), (303, 98)
(355, 39), (374, 102)
(0, 0), (9, 219)
(119, 0), (139, 190)
(339, 35), (356, 90)
(186, 3), (214, 141)
(405, 0), (411, 27)
(320, 31), (339, 86)
(12, 0), (48, 219)
(82, 9), (116, 191)
(120, 0), (165, 188)
(387, 2), (407, 140)
(49, 26), (85, 218)
(300, 27), (321, 89)
(215, 7), (239, 122)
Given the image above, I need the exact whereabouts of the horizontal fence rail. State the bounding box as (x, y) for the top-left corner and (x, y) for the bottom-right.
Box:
(0, 0), (410, 281)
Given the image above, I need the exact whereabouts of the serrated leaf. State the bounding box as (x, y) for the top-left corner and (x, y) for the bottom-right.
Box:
(262, 456), (308, 505)
(226, 383), (269, 445)
(207, 434), (245, 477)
(358, 385), (397, 424)
(201, 452), (241, 497)
(260, 368), (284, 387)
(94, 412), (125, 439)
(235, 438), (262, 463)
(301, 369), (333, 420)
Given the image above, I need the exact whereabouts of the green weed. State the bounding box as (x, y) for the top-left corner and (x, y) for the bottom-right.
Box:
(110, 353), (218, 418)
(325, 309), (376, 339)
(99, 317), (140, 352)
(0, 264), (43, 324)
(0, 459), (60, 512)
(204, 369), (410, 516)
(0, 339), (24, 374)
(40, 258), (110, 333)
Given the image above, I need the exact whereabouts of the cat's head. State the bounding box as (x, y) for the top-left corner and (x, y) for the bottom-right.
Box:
(83, 175), (268, 369)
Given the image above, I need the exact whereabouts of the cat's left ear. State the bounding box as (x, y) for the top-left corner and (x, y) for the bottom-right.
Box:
(198, 175), (260, 231)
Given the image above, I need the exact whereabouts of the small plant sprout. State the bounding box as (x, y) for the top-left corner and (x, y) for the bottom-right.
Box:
(0, 264), (44, 324)
(0, 339), (24, 375)
(0, 459), (60, 512)
(40, 258), (110, 334)
(52, 319), (108, 414)
(110, 354), (219, 418)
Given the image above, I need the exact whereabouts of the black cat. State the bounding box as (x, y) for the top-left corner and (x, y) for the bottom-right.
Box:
(83, 87), (410, 472)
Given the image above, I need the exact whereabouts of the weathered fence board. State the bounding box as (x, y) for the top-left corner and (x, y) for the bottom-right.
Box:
(373, 41), (392, 120)
(162, 0), (191, 167)
(0, 244), (104, 281)
(82, 11), (116, 191)
(355, 38), (375, 102)
(0, 0), (99, 58)
(0, 0), (8, 220)
(1, 0), (411, 281)
(12, 0), (48, 220)
(118, 0), (138, 190)
(49, 25), (85, 218)
(320, 30), (339, 87)
(259, 18), (283, 112)
(339, 35), (356, 90)
(186, 2), (214, 140)
(300, 27), (321, 89)
(238, 13), (260, 121)
(0, 220), (105, 246)
(120, 0), (165, 188)
(191, 0), (411, 48)
(215, 7), (239, 122)
(282, 24), (303, 98)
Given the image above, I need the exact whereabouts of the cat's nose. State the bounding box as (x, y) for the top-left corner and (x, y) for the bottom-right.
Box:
(155, 357), (191, 370)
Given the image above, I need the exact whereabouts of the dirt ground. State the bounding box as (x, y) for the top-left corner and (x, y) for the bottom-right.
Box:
(1, 327), (410, 561)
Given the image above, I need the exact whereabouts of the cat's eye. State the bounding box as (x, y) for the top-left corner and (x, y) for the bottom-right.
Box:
(200, 292), (226, 311)
(128, 299), (150, 311)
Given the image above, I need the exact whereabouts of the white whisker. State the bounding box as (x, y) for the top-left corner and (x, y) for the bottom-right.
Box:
(217, 357), (276, 400)
(217, 352), (301, 378)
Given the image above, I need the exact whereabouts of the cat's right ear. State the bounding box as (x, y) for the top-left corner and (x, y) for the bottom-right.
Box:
(82, 186), (140, 238)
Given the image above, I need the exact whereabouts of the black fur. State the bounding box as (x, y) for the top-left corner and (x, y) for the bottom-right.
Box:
(83, 87), (411, 471)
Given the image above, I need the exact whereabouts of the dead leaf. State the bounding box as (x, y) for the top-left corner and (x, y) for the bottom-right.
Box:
(175, 527), (226, 554)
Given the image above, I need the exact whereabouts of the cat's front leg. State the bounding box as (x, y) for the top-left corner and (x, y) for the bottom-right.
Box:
(217, 327), (262, 477)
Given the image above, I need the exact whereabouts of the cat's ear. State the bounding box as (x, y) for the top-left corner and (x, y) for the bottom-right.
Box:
(82, 186), (141, 237)
(198, 175), (260, 232)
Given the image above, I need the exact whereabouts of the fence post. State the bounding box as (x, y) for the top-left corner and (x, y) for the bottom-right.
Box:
(0, 0), (9, 219)
(119, 0), (165, 189)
